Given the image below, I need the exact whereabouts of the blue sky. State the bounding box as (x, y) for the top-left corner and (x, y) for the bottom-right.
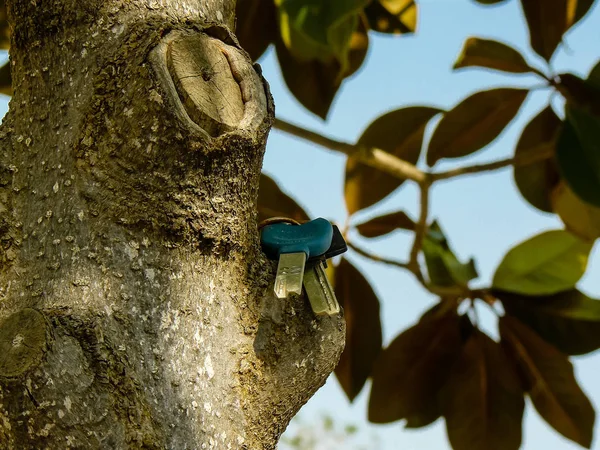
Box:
(260, 1), (600, 449)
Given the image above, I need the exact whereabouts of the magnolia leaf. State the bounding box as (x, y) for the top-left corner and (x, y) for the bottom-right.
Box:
(453, 38), (536, 74)
(556, 105), (600, 207)
(552, 181), (600, 241)
(235, 0), (278, 61)
(355, 211), (415, 238)
(276, 0), (369, 75)
(513, 107), (561, 212)
(364, 0), (417, 34)
(558, 73), (600, 115)
(496, 289), (600, 355)
(345, 106), (441, 214)
(334, 258), (382, 401)
(521, 0), (596, 62)
(427, 88), (528, 166)
(0, 0), (8, 51)
(589, 60), (600, 86)
(440, 331), (525, 450)
(257, 174), (309, 223)
(368, 307), (464, 426)
(473, 0), (509, 4)
(500, 316), (595, 448)
(423, 221), (478, 288)
(492, 230), (592, 295)
(0, 62), (10, 96)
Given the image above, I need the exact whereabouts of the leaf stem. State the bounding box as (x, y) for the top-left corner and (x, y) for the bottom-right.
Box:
(347, 241), (409, 269)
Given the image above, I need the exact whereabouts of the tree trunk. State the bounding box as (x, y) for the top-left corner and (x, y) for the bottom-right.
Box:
(0, 1), (345, 448)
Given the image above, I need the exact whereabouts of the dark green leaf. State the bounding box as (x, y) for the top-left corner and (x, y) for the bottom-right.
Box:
(423, 221), (478, 288)
(368, 307), (464, 426)
(364, 0), (417, 35)
(520, 0), (595, 62)
(235, 0), (279, 61)
(492, 230), (592, 295)
(427, 88), (528, 166)
(552, 181), (600, 241)
(453, 38), (537, 74)
(257, 174), (309, 223)
(589, 60), (600, 86)
(0, 62), (10, 96)
(500, 316), (595, 448)
(345, 106), (441, 214)
(556, 106), (600, 207)
(558, 73), (600, 115)
(513, 107), (561, 212)
(440, 330), (525, 450)
(355, 210), (415, 238)
(496, 289), (600, 355)
(334, 258), (382, 401)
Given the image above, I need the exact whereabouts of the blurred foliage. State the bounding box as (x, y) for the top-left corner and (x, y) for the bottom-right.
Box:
(1, 0), (599, 449)
(250, 1), (600, 449)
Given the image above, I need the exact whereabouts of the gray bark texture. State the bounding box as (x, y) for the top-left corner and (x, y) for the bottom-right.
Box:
(0, 0), (345, 448)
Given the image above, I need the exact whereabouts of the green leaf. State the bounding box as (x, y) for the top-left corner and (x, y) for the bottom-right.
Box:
(589, 60), (600, 86)
(552, 181), (600, 241)
(334, 258), (382, 401)
(440, 330), (525, 450)
(235, 0), (279, 61)
(453, 38), (537, 74)
(556, 106), (600, 207)
(492, 230), (592, 295)
(500, 316), (595, 448)
(355, 211), (415, 238)
(520, 0), (596, 62)
(276, 0), (369, 74)
(557, 73), (600, 115)
(423, 221), (478, 288)
(513, 107), (561, 213)
(364, 0), (417, 35)
(345, 106), (441, 214)
(496, 289), (600, 355)
(427, 88), (528, 166)
(368, 307), (465, 426)
(257, 174), (309, 223)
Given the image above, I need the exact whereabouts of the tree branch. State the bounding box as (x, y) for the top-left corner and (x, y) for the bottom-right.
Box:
(409, 179), (430, 272)
(430, 144), (555, 181)
(347, 241), (409, 269)
(273, 118), (554, 185)
(273, 118), (426, 184)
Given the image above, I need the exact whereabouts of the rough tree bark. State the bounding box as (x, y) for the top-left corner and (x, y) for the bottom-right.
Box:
(0, 0), (345, 448)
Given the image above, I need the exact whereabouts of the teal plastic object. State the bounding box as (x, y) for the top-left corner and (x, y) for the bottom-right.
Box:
(261, 218), (333, 260)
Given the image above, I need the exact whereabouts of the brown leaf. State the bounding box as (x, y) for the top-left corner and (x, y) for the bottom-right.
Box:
(275, 39), (341, 120)
(473, 0), (510, 4)
(345, 106), (441, 214)
(453, 37), (536, 74)
(334, 258), (382, 401)
(558, 73), (600, 115)
(520, 0), (595, 62)
(235, 0), (278, 61)
(368, 308), (465, 426)
(513, 107), (561, 212)
(440, 331), (525, 450)
(500, 316), (595, 448)
(0, 0), (8, 51)
(364, 0), (417, 35)
(355, 210), (415, 238)
(257, 174), (309, 223)
(0, 62), (11, 96)
(496, 289), (600, 355)
(427, 88), (528, 166)
(552, 181), (600, 241)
